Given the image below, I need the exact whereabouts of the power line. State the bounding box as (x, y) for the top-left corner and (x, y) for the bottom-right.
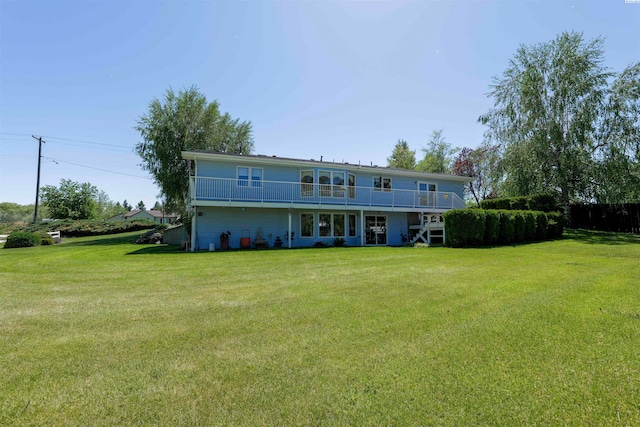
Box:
(42, 156), (151, 179)
(0, 132), (134, 149)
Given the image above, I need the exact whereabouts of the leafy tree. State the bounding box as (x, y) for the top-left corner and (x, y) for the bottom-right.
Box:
(416, 130), (458, 174)
(136, 86), (254, 213)
(40, 179), (99, 220)
(592, 62), (640, 203)
(387, 139), (416, 169)
(479, 31), (640, 206)
(136, 201), (146, 211)
(452, 143), (502, 205)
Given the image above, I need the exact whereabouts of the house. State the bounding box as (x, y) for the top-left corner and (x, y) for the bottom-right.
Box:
(182, 151), (473, 250)
(109, 210), (177, 224)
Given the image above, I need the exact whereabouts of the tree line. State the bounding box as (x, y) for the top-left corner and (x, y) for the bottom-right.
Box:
(390, 31), (639, 207)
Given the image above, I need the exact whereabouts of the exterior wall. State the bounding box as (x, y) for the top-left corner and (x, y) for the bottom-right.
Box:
(163, 224), (188, 245)
(127, 211), (156, 222)
(195, 158), (465, 201)
(193, 206), (415, 249)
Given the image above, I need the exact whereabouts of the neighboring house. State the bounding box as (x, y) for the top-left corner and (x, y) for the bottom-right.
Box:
(183, 150), (473, 250)
(109, 210), (177, 224)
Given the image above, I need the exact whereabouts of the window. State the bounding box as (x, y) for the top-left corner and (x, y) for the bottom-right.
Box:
(418, 182), (437, 206)
(348, 173), (356, 199)
(237, 166), (263, 187)
(319, 213), (345, 237)
(373, 176), (391, 192)
(319, 171), (346, 197)
(301, 213), (314, 237)
(300, 170), (314, 196)
(348, 214), (357, 237)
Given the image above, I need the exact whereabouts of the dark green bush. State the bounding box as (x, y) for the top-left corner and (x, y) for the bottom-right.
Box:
(523, 212), (536, 241)
(512, 212), (525, 243)
(484, 210), (500, 245)
(528, 193), (561, 213)
(480, 194), (561, 213)
(444, 209), (486, 247)
(4, 231), (40, 248)
(535, 212), (548, 240)
(40, 233), (54, 245)
(546, 212), (565, 239)
(24, 218), (159, 237)
(510, 197), (529, 211)
(499, 212), (515, 244)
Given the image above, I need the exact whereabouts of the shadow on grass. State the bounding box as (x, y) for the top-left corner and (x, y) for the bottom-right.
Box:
(565, 229), (640, 245)
(64, 234), (140, 246)
(126, 245), (185, 255)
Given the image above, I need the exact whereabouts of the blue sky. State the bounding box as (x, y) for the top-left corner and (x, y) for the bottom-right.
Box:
(1, 0), (638, 207)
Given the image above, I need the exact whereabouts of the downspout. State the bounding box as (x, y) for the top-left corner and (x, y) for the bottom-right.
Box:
(288, 208), (292, 249)
(191, 207), (197, 252)
(360, 209), (365, 247)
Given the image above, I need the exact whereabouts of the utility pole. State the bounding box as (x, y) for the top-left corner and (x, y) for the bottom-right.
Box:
(32, 135), (45, 223)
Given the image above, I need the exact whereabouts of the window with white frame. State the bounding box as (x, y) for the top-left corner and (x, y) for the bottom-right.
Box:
(300, 170), (314, 197)
(348, 214), (357, 237)
(373, 176), (392, 192)
(319, 171), (346, 197)
(301, 213), (314, 237)
(237, 166), (263, 187)
(319, 213), (345, 237)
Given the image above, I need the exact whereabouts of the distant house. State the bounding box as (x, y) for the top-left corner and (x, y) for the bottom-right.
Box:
(109, 209), (177, 224)
(182, 150), (473, 250)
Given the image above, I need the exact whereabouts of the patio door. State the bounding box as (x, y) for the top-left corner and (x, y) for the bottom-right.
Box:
(365, 215), (386, 245)
(418, 182), (437, 207)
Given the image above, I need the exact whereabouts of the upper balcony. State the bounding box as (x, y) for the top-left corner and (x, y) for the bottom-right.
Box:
(189, 176), (465, 212)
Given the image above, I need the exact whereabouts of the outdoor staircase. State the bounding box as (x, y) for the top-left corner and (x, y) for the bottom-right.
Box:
(409, 213), (445, 244)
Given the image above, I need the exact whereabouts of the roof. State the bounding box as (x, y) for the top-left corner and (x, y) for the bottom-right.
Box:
(124, 210), (177, 219)
(181, 150), (475, 183)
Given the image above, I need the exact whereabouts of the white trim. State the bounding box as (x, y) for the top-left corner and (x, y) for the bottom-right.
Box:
(182, 151), (474, 183)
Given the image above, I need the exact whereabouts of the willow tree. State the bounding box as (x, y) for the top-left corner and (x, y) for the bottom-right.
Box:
(136, 86), (254, 212)
(480, 32), (613, 206)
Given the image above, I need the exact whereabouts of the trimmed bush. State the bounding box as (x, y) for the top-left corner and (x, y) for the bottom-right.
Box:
(24, 218), (160, 237)
(510, 197), (529, 211)
(4, 231), (40, 248)
(546, 212), (565, 239)
(512, 212), (525, 243)
(528, 193), (561, 213)
(499, 212), (515, 244)
(481, 194), (561, 213)
(524, 212), (536, 241)
(444, 209), (486, 247)
(40, 233), (55, 245)
(534, 212), (548, 240)
(483, 210), (500, 245)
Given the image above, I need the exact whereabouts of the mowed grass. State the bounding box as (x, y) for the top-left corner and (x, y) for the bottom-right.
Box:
(1, 230), (639, 426)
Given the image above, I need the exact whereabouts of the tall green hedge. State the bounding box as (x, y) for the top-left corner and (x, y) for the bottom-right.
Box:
(480, 194), (561, 213)
(444, 209), (486, 247)
(444, 208), (563, 247)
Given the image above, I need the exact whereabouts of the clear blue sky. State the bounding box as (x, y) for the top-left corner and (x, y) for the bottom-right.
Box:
(1, 0), (638, 207)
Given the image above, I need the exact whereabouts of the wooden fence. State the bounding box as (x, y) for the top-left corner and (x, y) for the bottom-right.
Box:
(568, 204), (640, 233)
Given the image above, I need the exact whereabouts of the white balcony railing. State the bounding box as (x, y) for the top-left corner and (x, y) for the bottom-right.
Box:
(189, 176), (465, 210)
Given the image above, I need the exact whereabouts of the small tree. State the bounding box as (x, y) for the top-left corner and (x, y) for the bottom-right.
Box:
(416, 130), (458, 174)
(122, 200), (132, 212)
(136, 201), (146, 211)
(40, 179), (99, 220)
(387, 139), (416, 170)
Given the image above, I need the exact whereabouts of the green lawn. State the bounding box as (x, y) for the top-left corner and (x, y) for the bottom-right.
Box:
(1, 230), (639, 426)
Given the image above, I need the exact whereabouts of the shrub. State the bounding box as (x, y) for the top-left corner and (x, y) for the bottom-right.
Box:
(40, 233), (55, 245)
(528, 193), (561, 213)
(510, 197), (529, 211)
(523, 212), (536, 242)
(546, 212), (565, 239)
(4, 231), (40, 248)
(444, 209), (485, 247)
(333, 237), (345, 247)
(498, 212), (515, 244)
(534, 212), (548, 240)
(483, 210), (500, 245)
(513, 211), (525, 243)
(481, 198), (512, 210)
